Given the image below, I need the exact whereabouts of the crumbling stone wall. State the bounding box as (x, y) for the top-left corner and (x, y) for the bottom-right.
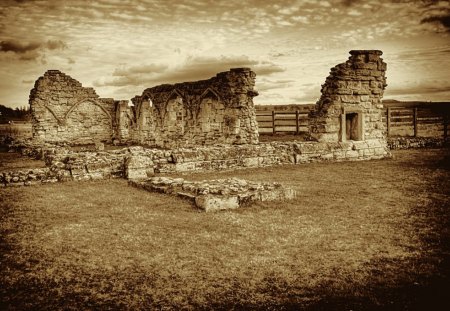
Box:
(310, 50), (387, 143)
(29, 70), (116, 144)
(29, 68), (259, 148)
(127, 68), (259, 148)
(1, 139), (389, 187)
(28, 51), (388, 149)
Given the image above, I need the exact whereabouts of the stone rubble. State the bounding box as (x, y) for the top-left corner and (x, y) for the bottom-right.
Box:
(387, 137), (446, 149)
(2, 138), (390, 187)
(129, 177), (296, 212)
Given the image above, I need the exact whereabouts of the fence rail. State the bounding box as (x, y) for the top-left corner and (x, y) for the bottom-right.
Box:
(256, 102), (450, 138)
(256, 106), (313, 135)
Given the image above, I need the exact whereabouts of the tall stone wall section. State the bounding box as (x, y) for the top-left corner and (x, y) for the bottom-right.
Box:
(29, 68), (259, 148)
(309, 50), (387, 143)
(127, 68), (259, 148)
(29, 70), (117, 144)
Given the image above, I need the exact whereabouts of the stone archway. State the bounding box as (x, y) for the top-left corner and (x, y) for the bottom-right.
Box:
(64, 99), (113, 143)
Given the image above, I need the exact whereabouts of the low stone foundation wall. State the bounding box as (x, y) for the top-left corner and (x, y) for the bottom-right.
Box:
(0, 168), (57, 186)
(125, 139), (390, 177)
(388, 137), (447, 149)
(2, 139), (390, 186)
(129, 177), (296, 212)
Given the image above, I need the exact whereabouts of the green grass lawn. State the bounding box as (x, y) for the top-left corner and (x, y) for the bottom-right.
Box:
(1, 149), (449, 310)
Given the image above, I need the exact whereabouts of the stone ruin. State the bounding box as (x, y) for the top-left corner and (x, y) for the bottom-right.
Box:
(310, 50), (387, 143)
(1, 50), (390, 211)
(129, 177), (296, 212)
(29, 50), (387, 148)
(29, 68), (259, 148)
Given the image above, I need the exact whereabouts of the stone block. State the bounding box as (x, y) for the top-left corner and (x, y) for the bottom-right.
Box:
(346, 150), (359, 158)
(125, 155), (154, 180)
(333, 150), (346, 159)
(175, 162), (196, 172)
(352, 141), (369, 150)
(340, 95), (360, 103)
(295, 154), (310, 163)
(321, 153), (334, 160)
(243, 157), (260, 167)
(365, 139), (383, 148)
(374, 147), (387, 155)
(363, 148), (375, 156)
(339, 142), (353, 150)
(195, 195), (240, 212)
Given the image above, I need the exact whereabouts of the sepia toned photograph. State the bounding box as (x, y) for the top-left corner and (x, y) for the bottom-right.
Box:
(1, 0), (449, 309)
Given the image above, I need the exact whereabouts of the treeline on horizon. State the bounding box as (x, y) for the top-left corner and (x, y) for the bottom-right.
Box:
(0, 105), (30, 123)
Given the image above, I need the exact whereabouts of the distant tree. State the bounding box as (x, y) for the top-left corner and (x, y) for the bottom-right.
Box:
(0, 104), (31, 123)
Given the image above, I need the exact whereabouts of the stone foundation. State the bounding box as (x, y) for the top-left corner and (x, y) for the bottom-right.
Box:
(0, 168), (56, 186)
(2, 139), (390, 187)
(129, 177), (296, 212)
(388, 137), (447, 149)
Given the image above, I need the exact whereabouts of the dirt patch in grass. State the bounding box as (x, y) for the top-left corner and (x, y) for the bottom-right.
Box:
(1, 149), (449, 310)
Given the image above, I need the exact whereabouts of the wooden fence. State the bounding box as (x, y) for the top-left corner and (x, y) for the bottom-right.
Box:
(383, 102), (449, 139)
(255, 105), (313, 135)
(256, 102), (450, 138)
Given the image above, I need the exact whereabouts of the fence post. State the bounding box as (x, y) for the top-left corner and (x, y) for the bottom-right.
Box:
(387, 107), (391, 136)
(272, 110), (276, 135)
(413, 107), (418, 137)
(295, 110), (299, 135)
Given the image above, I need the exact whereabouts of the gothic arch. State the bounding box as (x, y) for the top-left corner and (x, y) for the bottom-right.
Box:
(165, 89), (185, 105)
(34, 102), (63, 125)
(64, 98), (113, 128)
(199, 88), (221, 102)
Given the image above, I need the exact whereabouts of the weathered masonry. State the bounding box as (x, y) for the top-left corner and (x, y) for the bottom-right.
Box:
(29, 71), (116, 145)
(126, 68), (259, 147)
(29, 68), (259, 148)
(309, 50), (387, 143)
(28, 50), (388, 151)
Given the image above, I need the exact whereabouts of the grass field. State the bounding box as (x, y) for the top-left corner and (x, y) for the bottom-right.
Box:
(0, 149), (449, 310)
(0, 123), (32, 141)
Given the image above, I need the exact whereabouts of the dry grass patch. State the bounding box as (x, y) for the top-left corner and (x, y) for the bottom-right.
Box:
(1, 149), (449, 310)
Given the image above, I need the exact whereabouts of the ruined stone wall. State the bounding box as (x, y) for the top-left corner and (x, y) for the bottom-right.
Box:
(1, 139), (390, 187)
(29, 68), (259, 148)
(310, 50), (387, 143)
(29, 70), (116, 144)
(126, 68), (259, 148)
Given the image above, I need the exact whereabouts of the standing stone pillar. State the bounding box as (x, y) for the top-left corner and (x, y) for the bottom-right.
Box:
(309, 50), (387, 143)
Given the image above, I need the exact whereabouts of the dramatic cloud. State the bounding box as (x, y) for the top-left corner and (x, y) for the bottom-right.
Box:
(257, 78), (296, 92)
(0, 40), (40, 53)
(386, 81), (450, 97)
(46, 40), (67, 50)
(421, 14), (450, 32)
(0, 39), (68, 61)
(112, 64), (169, 77)
(95, 56), (285, 88)
(0, 0), (449, 108)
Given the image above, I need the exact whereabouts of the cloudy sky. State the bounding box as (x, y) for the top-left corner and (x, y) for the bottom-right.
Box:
(1, 0), (449, 108)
